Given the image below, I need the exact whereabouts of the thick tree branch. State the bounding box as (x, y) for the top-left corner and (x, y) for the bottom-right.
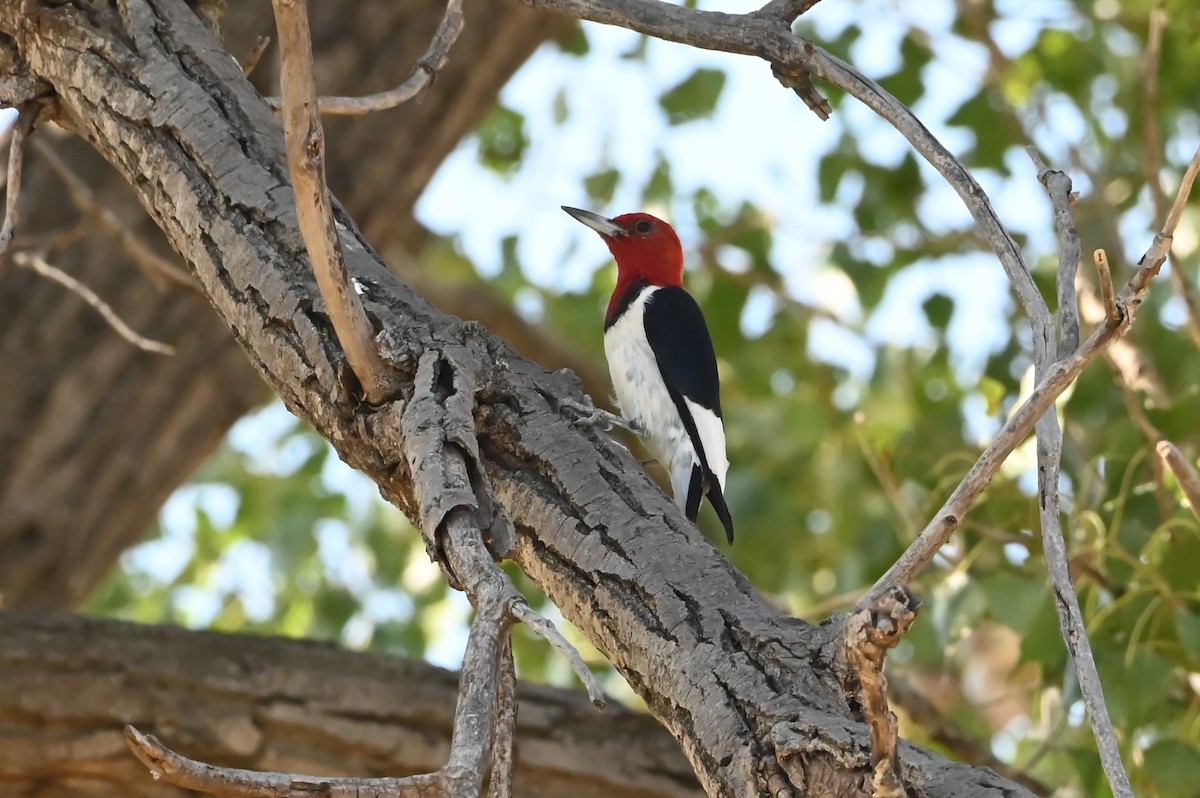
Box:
(0, 0), (1052, 794)
(0, 613), (694, 798)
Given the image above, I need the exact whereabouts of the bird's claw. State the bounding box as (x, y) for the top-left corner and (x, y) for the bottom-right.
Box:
(559, 398), (640, 433)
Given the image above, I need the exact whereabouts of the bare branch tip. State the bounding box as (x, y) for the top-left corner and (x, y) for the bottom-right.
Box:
(240, 35), (271, 77)
(510, 601), (607, 708)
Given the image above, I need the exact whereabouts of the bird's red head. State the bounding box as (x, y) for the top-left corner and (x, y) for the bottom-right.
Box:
(562, 207), (684, 322)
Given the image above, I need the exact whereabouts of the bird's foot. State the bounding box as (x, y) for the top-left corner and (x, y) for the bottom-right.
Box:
(559, 397), (641, 434)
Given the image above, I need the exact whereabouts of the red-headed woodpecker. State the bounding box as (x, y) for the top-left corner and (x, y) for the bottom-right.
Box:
(563, 206), (734, 543)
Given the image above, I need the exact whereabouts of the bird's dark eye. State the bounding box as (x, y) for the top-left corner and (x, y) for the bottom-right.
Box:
(634, 220), (653, 235)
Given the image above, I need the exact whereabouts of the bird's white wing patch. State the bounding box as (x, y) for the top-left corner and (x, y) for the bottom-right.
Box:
(683, 397), (728, 490)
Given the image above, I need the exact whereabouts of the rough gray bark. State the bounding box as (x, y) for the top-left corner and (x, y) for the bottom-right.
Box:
(0, 1), (1034, 795)
(0, 0), (580, 609)
(0, 612), (700, 798)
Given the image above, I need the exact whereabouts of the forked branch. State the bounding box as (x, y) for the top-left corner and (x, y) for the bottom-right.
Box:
(1026, 150), (1131, 798)
(870, 143), (1200, 598)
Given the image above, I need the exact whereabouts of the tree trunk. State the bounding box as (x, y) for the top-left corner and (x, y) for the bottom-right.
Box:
(0, 0), (581, 610)
(0, 612), (700, 798)
(0, 1), (1034, 795)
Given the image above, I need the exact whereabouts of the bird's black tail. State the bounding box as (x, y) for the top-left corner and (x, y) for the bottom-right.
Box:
(685, 464), (734, 543)
(707, 481), (734, 544)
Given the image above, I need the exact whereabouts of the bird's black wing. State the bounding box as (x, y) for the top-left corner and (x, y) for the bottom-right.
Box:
(642, 286), (734, 542)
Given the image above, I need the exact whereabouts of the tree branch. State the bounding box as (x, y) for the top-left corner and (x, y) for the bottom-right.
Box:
(870, 143), (1200, 597)
(0, 1), (1059, 793)
(1026, 153), (1132, 798)
(0, 104), (37, 264)
(1140, 1), (1200, 350)
(839, 586), (920, 798)
(274, 0), (466, 115)
(30, 135), (198, 292)
(13, 251), (176, 355)
(271, 0), (402, 404)
(1156, 441), (1200, 518)
(1, 612), (693, 798)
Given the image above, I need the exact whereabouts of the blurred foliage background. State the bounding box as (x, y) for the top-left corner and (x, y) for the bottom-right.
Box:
(86, 0), (1200, 794)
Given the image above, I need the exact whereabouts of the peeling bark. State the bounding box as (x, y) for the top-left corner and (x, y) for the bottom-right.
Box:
(0, 1), (1035, 795)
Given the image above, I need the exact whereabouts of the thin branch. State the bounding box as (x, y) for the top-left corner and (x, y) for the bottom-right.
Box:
(271, 0), (401, 404)
(869, 143), (1200, 598)
(1092, 249), (1118, 324)
(510, 601), (606, 707)
(1136, 1), (1200, 350)
(1143, 0), (1167, 221)
(0, 105), (37, 264)
(14, 252), (175, 355)
(1028, 146), (1081, 353)
(1025, 150), (1132, 797)
(30, 137), (199, 293)
(1079, 273), (1168, 406)
(485, 639), (517, 798)
(126, 725), (442, 797)
(753, 0), (823, 24)
(268, 0), (465, 116)
(240, 35), (271, 77)
(839, 586), (920, 798)
(1156, 441), (1200, 517)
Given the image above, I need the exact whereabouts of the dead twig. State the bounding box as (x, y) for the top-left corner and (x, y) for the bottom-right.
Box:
(1092, 249), (1119, 325)
(14, 252), (175, 355)
(839, 586), (920, 798)
(269, 0), (464, 116)
(1140, 2), (1200, 349)
(510, 601), (605, 706)
(272, 0), (401, 404)
(753, 0), (823, 23)
(1028, 146), (1081, 353)
(1024, 151), (1131, 797)
(1156, 441), (1200, 518)
(870, 143), (1200, 598)
(240, 35), (271, 77)
(30, 137), (198, 293)
(0, 105), (39, 265)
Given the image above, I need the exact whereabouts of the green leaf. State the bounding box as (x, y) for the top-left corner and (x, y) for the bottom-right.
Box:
(642, 154), (673, 205)
(1175, 609), (1200, 665)
(584, 168), (620, 205)
(1142, 739), (1200, 798)
(476, 106), (528, 175)
(556, 25), (589, 57)
(921, 293), (954, 331)
(876, 36), (931, 106)
(981, 572), (1047, 635)
(659, 68), (727, 125)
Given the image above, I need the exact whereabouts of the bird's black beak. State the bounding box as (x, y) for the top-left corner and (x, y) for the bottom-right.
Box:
(562, 206), (626, 238)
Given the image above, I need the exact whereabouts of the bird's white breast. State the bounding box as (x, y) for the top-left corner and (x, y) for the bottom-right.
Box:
(604, 287), (698, 498)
